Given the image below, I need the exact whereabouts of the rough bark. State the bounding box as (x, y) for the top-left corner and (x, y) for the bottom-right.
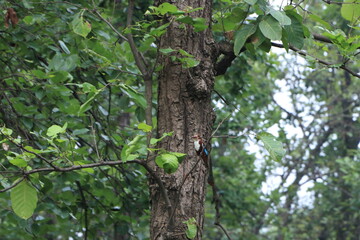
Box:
(149, 0), (216, 239)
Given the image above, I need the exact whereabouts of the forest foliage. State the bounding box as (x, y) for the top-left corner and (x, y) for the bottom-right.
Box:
(0, 0), (359, 239)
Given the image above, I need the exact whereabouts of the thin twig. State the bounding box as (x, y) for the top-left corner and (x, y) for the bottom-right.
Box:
(93, 10), (128, 42)
(212, 135), (242, 138)
(271, 42), (360, 79)
(0, 176), (26, 193)
(215, 222), (233, 240)
(210, 113), (231, 140)
(321, 0), (360, 5)
(211, 172), (233, 240)
(76, 181), (89, 240)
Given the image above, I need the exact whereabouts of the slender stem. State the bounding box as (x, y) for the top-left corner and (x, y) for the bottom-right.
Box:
(76, 181), (89, 240)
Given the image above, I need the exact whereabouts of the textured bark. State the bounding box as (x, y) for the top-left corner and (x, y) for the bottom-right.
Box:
(149, 1), (216, 239)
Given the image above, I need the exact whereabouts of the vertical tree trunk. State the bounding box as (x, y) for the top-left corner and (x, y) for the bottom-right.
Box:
(150, 1), (216, 239)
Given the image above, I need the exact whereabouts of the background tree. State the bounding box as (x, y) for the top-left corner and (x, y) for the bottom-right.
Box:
(0, 0), (359, 239)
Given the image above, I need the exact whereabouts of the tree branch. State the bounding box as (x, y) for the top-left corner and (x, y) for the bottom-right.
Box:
(93, 10), (128, 42)
(126, 0), (148, 77)
(271, 42), (360, 79)
(1, 158), (172, 216)
(313, 33), (332, 44)
(126, 0), (153, 144)
(321, 0), (360, 5)
(214, 41), (237, 76)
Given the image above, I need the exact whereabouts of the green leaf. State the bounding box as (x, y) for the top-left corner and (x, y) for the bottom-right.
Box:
(71, 12), (91, 38)
(119, 84), (147, 109)
(234, 24), (257, 55)
(176, 16), (194, 24)
(0, 127), (13, 136)
(59, 99), (80, 115)
(150, 131), (173, 145)
(23, 16), (35, 25)
(281, 28), (289, 52)
(24, 146), (40, 153)
(176, 17), (208, 32)
(193, 18), (208, 32)
(179, 57), (200, 68)
(259, 16), (282, 40)
(8, 156), (27, 168)
(73, 128), (89, 135)
(78, 90), (101, 116)
(46, 123), (67, 138)
(155, 153), (179, 174)
(32, 69), (48, 79)
(283, 14), (305, 49)
(178, 49), (193, 57)
(244, 0), (258, 5)
(74, 161), (94, 174)
(47, 125), (63, 138)
(168, 152), (186, 162)
(58, 40), (70, 54)
(183, 217), (197, 239)
(341, 0), (360, 22)
(49, 53), (79, 72)
(269, 9), (291, 26)
(309, 14), (332, 30)
(160, 48), (176, 54)
(48, 71), (73, 83)
(256, 132), (286, 162)
(138, 123), (152, 133)
(10, 180), (38, 219)
(121, 135), (144, 162)
(158, 3), (178, 15)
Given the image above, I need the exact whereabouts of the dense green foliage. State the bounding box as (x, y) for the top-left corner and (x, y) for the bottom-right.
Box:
(0, 0), (359, 239)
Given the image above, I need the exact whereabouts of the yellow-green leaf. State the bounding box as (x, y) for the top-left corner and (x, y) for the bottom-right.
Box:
(10, 180), (38, 219)
(257, 132), (286, 162)
(71, 12), (91, 38)
(341, 0), (360, 22)
(183, 217), (197, 239)
(138, 123), (152, 133)
(155, 153), (179, 174)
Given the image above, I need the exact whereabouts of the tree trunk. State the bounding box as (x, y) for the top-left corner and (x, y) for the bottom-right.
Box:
(149, 0), (216, 239)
